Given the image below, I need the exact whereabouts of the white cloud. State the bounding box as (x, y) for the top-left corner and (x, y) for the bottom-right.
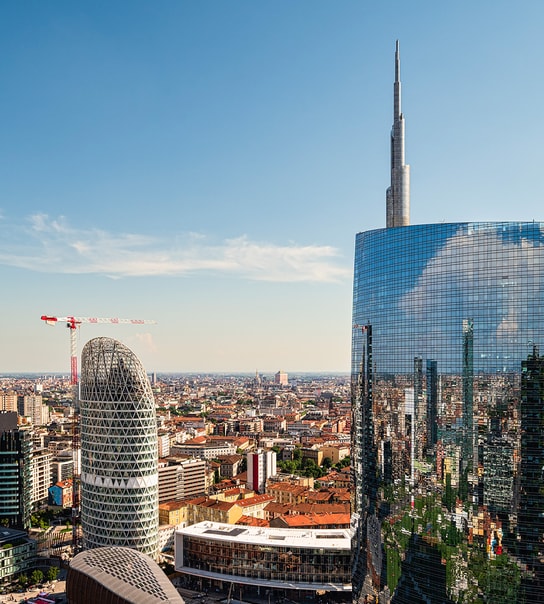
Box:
(0, 213), (350, 283)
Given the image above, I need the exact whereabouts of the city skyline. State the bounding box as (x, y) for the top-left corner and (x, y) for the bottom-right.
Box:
(1, 2), (544, 373)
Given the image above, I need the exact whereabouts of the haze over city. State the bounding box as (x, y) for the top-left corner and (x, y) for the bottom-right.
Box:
(1, 1), (543, 373)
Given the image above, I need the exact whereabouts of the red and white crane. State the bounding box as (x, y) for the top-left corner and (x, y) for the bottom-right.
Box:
(40, 314), (157, 551)
(41, 315), (157, 384)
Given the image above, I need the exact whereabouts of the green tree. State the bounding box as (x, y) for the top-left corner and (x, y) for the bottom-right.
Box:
(18, 574), (28, 587)
(47, 566), (60, 582)
(31, 569), (44, 585)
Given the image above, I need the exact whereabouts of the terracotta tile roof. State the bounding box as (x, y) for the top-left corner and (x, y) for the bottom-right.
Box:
(236, 515), (270, 527)
(276, 513), (351, 528)
(159, 500), (187, 511)
(237, 494), (275, 507)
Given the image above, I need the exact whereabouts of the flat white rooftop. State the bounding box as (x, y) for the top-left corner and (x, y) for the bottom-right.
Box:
(176, 521), (351, 550)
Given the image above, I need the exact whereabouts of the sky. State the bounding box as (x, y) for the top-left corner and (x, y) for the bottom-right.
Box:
(1, 1), (544, 374)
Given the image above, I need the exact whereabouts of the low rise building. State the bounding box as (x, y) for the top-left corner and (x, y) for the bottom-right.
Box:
(0, 528), (37, 582)
(175, 522), (351, 595)
(48, 479), (73, 508)
(159, 500), (189, 527)
(186, 497), (243, 526)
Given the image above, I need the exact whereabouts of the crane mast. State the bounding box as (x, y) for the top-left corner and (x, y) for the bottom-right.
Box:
(40, 314), (157, 551)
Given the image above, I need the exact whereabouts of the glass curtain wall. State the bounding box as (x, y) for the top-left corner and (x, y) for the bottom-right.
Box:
(352, 221), (544, 603)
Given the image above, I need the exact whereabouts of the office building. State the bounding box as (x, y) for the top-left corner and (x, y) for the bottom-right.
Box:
(0, 527), (37, 582)
(79, 337), (159, 559)
(158, 457), (207, 503)
(175, 522), (351, 597)
(351, 42), (544, 602)
(0, 412), (31, 530)
(18, 394), (50, 426)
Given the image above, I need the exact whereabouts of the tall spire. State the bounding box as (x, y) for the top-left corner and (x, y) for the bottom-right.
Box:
(386, 40), (410, 228)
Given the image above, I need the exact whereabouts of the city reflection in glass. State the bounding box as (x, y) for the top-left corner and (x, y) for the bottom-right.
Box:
(352, 222), (544, 603)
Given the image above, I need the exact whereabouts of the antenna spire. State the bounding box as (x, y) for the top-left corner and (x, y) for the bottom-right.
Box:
(386, 40), (410, 228)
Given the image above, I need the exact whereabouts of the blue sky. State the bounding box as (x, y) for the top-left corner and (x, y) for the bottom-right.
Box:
(1, 1), (543, 374)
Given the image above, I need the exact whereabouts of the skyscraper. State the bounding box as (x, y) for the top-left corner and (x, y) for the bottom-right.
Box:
(385, 40), (410, 228)
(79, 337), (159, 559)
(0, 412), (31, 530)
(352, 43), (544, 602)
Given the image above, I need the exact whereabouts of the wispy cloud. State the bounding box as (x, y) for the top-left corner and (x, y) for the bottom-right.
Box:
(0, 213), (350, 283)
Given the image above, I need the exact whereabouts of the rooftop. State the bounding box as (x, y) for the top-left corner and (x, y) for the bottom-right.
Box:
(176, 521), (351, 550)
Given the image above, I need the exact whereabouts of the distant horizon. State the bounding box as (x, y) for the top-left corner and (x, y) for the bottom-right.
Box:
(0, 370), (350, 378)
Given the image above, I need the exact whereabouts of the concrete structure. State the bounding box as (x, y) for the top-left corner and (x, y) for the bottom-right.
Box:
(246, 449), (276, 494)
(79, 338), (159, 559)
(175, 521), (351, 595)
(0, 391), (17, 412)
(19, 394), (50, 426)
(171, 441), (236, 459)
(158, 457), (206, 503)
(30, 447), (52, 507)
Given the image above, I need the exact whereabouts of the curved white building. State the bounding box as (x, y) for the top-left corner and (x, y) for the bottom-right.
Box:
(79, 337), (159, 559)
(175, 522), (351, 595)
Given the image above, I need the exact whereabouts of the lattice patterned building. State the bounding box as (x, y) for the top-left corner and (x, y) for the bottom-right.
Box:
(79, 338), (159, 559)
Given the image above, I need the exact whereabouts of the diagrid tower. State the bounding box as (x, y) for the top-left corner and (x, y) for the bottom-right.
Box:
(79, 337), (159, 559)
(386, 40), (410, 227)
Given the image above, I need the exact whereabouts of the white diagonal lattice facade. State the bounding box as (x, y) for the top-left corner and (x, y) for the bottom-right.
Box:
(79, 337), (159, 559)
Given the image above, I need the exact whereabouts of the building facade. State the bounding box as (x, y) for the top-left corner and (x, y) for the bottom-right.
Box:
(19, 394), (50, 426)
(351, 41), (544, 603)
(0, 412), (31, 530)
(30, 447), (52, 507)
(274, 371), (288, 386)
(0, 528), (37, 582)
(175, 522), (351, 595)
(79, 338), (159, 559)
(246, 449), (276, 494)
(352, 221), (544, 601)
(158, 457), (207, 503)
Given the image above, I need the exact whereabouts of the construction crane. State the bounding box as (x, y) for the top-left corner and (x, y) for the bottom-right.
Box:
(40, 314), (157, 551)
(41, 315), (158, 384)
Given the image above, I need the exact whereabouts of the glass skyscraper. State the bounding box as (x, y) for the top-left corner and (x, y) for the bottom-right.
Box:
(79, 337), (159, 559)
(351, 222), (544, 602)
(0, 412), (31, 530)
(352, 42), (544, 603)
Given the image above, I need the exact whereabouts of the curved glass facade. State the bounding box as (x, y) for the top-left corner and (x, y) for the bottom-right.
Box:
(80, 338), (159, 559)
(352, 222), (544, 602)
